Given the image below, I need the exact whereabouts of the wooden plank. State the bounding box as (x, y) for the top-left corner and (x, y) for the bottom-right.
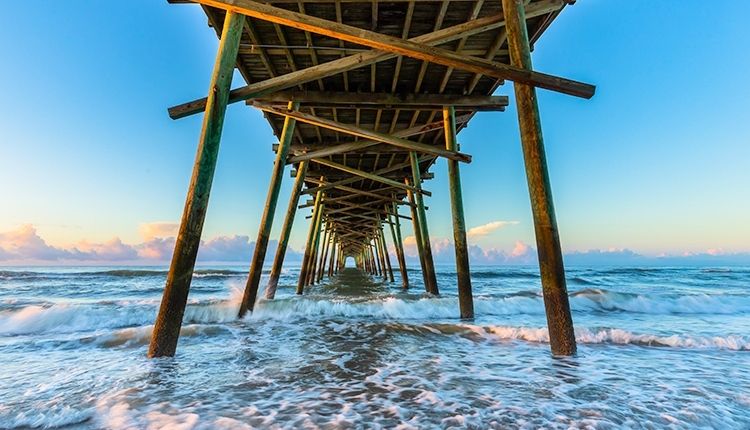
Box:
(301, 155), (432, 197)
(167, 0), (564, 119)
(256, 104), (472, 163)
(286, 114), (470, 163)
(254, 90), (508, 110)
(311, 157), (429, 196)
(191, 0), (594, 98)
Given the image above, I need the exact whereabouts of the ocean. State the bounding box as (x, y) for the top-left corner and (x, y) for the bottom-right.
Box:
(0, 265), (749, 429)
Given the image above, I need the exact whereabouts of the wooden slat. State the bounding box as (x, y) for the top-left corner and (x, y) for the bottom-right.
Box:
(191, 0), (594, 98)
(167, 0), (564, 119)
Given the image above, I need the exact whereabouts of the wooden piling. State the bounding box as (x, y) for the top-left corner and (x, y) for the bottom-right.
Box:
(502, 0), (576, 356)
(297, 183), (324, 294)
(326, 233), (335, 277)
(306, 210), (325, 286)
(239, 101), (301, 317)
(387, 204), (409, 288)
(148, 12), (244, 358)
(406, 179), (429, 292)
(409, 153), (439, 295)
(379, 223), (395, 282)
(265, 161), (308, 300)
(317, 223), (331, 282)
(443, 105), (474, 318)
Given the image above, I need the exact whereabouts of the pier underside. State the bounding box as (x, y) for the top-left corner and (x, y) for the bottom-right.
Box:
(149, 0), (594, 358)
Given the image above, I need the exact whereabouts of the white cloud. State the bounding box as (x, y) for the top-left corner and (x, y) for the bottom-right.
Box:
(0, 224), (302, 264)
(466, 221), (519, 239)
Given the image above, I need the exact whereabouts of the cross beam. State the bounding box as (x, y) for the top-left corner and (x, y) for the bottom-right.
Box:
(302, 155), (432, 196)
(256, 104), (471, 163)
(310, 158), (429, 196)
(167, 0), (566, 119)
(285, 115), (470, 163)
(255, 90), (508, 110)
(189, 0), (594, 98)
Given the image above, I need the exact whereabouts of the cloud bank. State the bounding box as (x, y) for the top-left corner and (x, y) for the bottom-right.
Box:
(0, 224), (301, 265)
(1, 224), (748, 266)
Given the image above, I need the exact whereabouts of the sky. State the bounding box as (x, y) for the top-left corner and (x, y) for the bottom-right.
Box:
(0, 1), (748, 265)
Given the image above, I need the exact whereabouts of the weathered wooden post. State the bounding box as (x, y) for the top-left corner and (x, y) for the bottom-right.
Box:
(405, 180), (429, 292)
(409, 154), (439, 295)
(297, 184), (323, 294)
(327, 234), (336, 277)
(374, 222), (388, 280)
(379, 223), (394, 282)
(371, 241), (381, 276)
(148, 12), (244, 358)
(502, 0), (576, 355)
(387, 205), (408, 288)
(306, 209), (325, 286)
(265, 161), (308, 300)
(443, 106), (474, 318)
(239, 101), (301, 317)
(317, 223), (331, 282)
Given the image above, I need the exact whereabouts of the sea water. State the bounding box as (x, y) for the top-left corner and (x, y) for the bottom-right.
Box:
(0, 265), (749, 429)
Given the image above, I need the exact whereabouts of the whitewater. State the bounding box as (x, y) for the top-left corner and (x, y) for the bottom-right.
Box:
(1, 265), (749, 429)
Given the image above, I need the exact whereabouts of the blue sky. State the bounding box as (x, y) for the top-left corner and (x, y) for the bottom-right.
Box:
(0, 1), (748, 264)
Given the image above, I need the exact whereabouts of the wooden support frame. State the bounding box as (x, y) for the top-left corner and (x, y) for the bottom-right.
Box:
(302, 155), (432, 198)
(503, 0), (576, 356)
(148, 12), (244, 358)
(405, 178), (428, 293)
(286, 116), (469, 164)
(265, 160), (308, 299)
(239, 101), (300, 317)
(409, 153), (439, 295)
(168, 1), (564, 119)
(180, 0), (593, 118)
(256, 104), (472, 163)
(310, 158), (430, 196)
(297, 181), (324, 294)
(388, 202), (408, 288)
(443, 106), (474, 318)
(254, 90), (508, 111)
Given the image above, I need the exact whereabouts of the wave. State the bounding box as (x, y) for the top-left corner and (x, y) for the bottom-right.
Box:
(0, 290), (244, 336)
(570, 288), (750, 314)
(469, 325), (750, 351)
(0, 268), (248, 278)
(3, 286), (750, 337)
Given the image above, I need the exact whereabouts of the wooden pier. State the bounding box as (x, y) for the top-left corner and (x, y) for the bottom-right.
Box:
(149, 0), (593, 358)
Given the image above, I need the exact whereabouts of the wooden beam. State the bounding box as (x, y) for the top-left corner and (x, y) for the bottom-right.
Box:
(256, 104), (471, 163)
(286, 115), (468, 163)
(306, 178), (406, 206)
(253, 90), (508, 110)
(148, 12), (244, 359)
(311, 157), (429, 196)
(239, 101), (300, 317)
(167, 0), (564, 119)
(409, 154), (438, 295)
(297, 180), (324, 294)
(265, 160), (308, 299)
(301, 155), (430, 197)
(503, 0), (576, 356)
(190, 0), (593, 98)
(443, 106), (473, 318)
